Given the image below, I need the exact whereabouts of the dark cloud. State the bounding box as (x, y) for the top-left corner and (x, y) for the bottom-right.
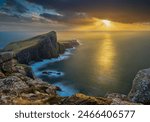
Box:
(27, 0), (150, 23)
(40, 12), (94, 25)
(1, 0), (28, 14)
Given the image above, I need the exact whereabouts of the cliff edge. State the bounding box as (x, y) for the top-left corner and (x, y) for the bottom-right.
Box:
(4, 31), (79, 64)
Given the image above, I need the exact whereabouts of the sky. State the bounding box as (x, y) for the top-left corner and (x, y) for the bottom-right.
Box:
(0, 0), (150, 31)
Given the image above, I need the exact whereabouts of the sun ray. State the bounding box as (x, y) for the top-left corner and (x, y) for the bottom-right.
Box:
(102, 20), (111, 27)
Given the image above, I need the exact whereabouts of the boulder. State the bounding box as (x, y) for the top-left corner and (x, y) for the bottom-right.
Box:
(0, 51), (14, 64)
(0, 52), (16, 74)
(0, 76), (29, 91)
(128, 68), (150, 104)
(12, 64), (35, 79)
(1, 59), (17, 73)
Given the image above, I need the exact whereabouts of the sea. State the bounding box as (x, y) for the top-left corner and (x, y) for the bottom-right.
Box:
(1, 31), (150, 97)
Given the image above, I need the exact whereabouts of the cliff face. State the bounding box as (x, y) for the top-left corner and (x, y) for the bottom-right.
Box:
(4, 31), (79, 64)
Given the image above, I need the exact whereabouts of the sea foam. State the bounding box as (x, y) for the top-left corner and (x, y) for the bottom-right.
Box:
(31, 47), (76, 73)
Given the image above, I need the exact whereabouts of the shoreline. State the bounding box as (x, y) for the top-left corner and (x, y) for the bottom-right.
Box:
(0, 31), (150, 105)
(31, 46), (78, 96)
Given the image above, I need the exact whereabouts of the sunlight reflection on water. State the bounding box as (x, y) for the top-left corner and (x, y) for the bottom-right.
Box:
(97, 33), (118, 85)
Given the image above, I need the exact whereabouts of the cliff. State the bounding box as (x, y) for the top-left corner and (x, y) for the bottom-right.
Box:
(4, 31), (79, 64)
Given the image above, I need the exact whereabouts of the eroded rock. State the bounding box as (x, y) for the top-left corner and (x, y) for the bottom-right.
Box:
(61, 93), (112, 105)
(128, 68), (150, 104)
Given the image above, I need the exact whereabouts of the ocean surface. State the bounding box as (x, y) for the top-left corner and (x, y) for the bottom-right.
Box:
(1, 31), (150, 97)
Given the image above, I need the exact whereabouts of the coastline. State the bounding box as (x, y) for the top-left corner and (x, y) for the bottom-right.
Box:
(0, 31), (150, 105)
(31, 46), (78, 96)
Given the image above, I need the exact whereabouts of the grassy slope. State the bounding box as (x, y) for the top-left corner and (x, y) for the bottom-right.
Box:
(4, 32), (55, 53)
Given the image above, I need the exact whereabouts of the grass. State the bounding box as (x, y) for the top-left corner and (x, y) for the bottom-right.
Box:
(4, 31), (56, 53)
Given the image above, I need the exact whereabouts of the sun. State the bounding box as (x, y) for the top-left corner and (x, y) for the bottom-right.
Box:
(102, 20), (111, 27)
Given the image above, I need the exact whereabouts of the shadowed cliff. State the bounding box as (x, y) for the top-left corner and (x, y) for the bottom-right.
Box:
(4, 31), (79, 64)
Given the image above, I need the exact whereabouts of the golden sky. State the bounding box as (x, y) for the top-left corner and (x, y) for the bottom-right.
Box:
(72, 18), (150, 31)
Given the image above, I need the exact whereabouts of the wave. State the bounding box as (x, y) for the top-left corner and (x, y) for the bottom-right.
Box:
(31, 47), (76, 74)
(54, 82), (78, 96)
(31, 47), (79, 96)
(35, 70), (65, 78)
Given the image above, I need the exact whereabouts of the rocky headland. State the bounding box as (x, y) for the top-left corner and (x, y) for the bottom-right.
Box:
(0, 31), (148, 105)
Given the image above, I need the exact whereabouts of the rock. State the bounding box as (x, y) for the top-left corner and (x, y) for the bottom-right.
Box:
(0, 71), (5, 78)
(57, 72), (61, 75)
(128, 68), (150, 104)
(0, 52), (16, 74)
(55, 86), (62, 91)
(1, 59), (17, 73)
(61, 93), (112, 105)
(0, 72), (58, 104)
(106, 93), (128, 100)
(62, 40), (80, 48)
(42, 71), (49, 75)
(21, 93), (37, 99)
(0, 76), (29, 92)
(110, 98), (139, 105)
(12, 64), (35, 79)
(58, 43), (65, 54)
(106, 93), (140, 105)
(0, 51), (14, 64)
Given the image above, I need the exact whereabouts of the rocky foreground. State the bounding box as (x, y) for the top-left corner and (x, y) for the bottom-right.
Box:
(0, 31), (149, 105)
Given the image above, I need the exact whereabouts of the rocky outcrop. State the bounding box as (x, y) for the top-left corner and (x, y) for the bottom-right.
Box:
(4, 31), (79, 64)
(0, 73), (58, 105)
(0, 51), (14, 64)
(0, 51), (34, 78)
(62, 40), (80, 49)
(61, 93), (112, 105)
(106, 93), (139, 105)
(0, 51), (58, 104)
(128, 68), (150, 104)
